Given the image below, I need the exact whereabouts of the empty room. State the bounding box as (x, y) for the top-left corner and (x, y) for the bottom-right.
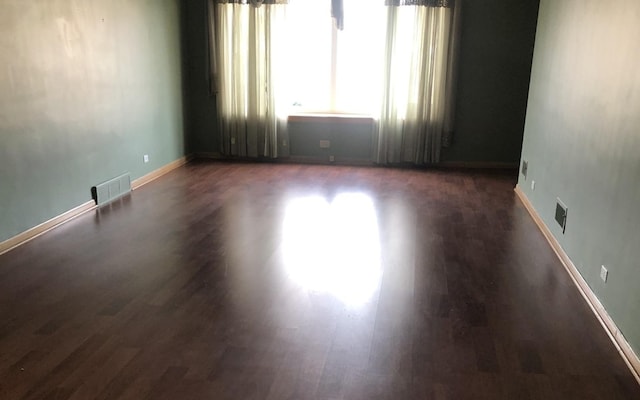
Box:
(1, 0), (639, 399)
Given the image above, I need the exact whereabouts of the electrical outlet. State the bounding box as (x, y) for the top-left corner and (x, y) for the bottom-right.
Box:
(329, 155), (335, 162)
(531, 180), (535, 190)
(143, 154), (149, 163)
(600, 265), (608, 283)
(231, 137), (236, 145)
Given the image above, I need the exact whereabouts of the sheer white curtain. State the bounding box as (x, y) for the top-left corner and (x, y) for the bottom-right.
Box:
(376, 0), (460, 164)
(213, 0), (287, 158)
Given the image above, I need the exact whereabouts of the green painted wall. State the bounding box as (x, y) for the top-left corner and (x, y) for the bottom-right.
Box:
(288, 119), (373, 162)
(442, 0), (539, 163)
(0, 0), (186, 243)
(184, 0), (219, 155)
(518, 0), (640, 354)
(184, 0), (539, 163)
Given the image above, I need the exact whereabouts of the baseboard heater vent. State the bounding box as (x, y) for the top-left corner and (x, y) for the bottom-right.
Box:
(555, 198), (568, 233)
(91, 173), (131, 206)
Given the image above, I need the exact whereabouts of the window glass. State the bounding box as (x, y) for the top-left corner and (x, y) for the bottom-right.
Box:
(284, 0), (333, 112)
(284, 0), (388, 115)
(335, 0), (386, 114)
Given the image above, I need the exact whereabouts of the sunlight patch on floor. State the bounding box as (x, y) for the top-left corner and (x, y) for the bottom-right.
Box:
(282, 193), (382, 308)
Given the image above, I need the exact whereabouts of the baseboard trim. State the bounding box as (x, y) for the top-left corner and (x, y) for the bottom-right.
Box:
(514, 185), (640, 385)
(132, 155), (192, 190)
(439, 161), (519, 169)
(192, 152), (224, 160)
(0, 200), (97, 256)
(190, 155), (518, 170)
(286, 155), (375, 167)
(1, 156), (192, 256)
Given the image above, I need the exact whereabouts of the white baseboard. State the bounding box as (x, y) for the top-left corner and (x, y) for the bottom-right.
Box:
(0, 200), (96, 256)
(515, 185), (640, 385)
(132, 155), (192, 190)
(0, 156), (192, 256)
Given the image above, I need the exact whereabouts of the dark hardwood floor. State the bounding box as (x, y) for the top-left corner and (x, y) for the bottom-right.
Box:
(0, 161), (638, 399)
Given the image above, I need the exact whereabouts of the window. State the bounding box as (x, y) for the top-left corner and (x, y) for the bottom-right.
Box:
(283, 0), (387, 115)
(212, 0), (459, 162)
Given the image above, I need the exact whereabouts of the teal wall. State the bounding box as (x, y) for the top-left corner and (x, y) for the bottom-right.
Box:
(0, 0), (186, 243)
(184, 0), (219, 155)
(288, 118), (373, 162)
(184, 0), (540, 163)
(518, 0), (640, 354)
(443, 0), (539, 163)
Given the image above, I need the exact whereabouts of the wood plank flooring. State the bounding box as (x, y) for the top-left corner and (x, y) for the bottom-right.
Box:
(0, 161), (638, 399)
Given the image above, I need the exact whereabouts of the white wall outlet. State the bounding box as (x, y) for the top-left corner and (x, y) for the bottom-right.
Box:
(329, 155), (335, 162)
(319, 140), (331, 148)
(531, 180), (536, 190)
(230, 137), (236, 145)
(143, 154), (149, 163)
(600, 265), (608, 283)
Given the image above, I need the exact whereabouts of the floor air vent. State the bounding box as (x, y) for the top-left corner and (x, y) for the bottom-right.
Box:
(91, 173), (131, 206)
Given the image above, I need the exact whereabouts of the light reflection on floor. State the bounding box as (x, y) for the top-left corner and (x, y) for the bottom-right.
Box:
(282, 193), (382, 308)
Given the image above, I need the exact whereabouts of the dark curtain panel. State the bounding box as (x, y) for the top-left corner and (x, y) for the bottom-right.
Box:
(385, 0), (455, 7)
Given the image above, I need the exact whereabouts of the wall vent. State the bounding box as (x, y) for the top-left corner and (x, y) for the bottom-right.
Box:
(91, 173), (131, 206)
(555, 198), (568, 233)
